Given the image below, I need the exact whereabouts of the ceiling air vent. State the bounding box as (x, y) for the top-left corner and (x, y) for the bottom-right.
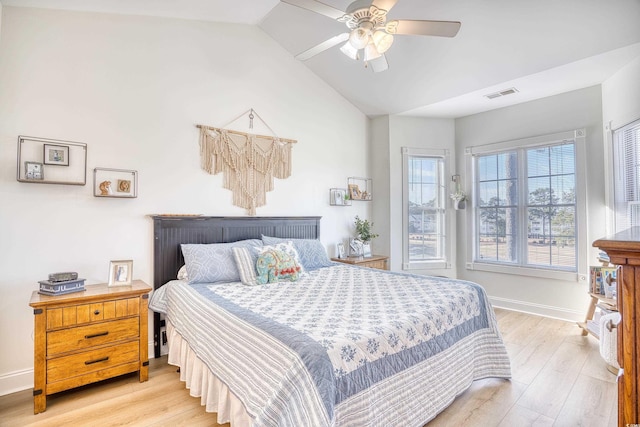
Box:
(484, 87), (519, 100)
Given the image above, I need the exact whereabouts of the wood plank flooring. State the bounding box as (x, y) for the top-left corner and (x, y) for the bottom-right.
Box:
(0, 308), (617, 426)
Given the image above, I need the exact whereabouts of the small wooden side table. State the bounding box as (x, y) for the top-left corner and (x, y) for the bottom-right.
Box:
(29, 280), (151, 414)
(331, 254), (389, 270)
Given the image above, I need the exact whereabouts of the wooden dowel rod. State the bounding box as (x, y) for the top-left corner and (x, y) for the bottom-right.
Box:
(196, 125), (297, 144)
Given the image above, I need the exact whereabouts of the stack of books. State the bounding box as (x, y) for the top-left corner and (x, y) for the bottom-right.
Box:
(38, 278), (86, 296)
(589, 265), (617, 299)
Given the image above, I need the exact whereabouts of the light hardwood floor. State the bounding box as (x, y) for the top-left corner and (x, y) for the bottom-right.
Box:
(0, 308), (617, 426)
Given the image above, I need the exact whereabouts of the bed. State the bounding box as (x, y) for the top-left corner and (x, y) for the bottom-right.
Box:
(149, 215), (511, 427)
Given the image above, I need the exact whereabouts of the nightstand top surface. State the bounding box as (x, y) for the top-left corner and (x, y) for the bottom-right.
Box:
(29, 279), (151, 307)
(331, 254), (389, 265)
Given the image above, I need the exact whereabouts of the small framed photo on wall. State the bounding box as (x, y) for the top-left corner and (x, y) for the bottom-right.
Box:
(43, 144), (70, 166)
(108, 260), (133, 286)
(25, 161), (44, 180)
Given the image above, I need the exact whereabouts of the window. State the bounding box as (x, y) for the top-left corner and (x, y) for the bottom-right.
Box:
(612, 118), (640, 232)
(468, 129), (586, 280)
(402, 148), (450, 270)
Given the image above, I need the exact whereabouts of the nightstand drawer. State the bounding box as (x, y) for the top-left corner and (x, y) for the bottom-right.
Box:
(47, 340), (139, 384)
(46, 297), (140, 330)
(47, 317), (140, 356)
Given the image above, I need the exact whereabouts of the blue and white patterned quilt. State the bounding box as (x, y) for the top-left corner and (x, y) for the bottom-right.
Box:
(150, 264), (511, 427)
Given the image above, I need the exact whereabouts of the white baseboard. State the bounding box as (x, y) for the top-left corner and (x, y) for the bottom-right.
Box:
(489, 295), (583, 322)
(0, 368), (32, 397)
(0, 340), (157, 397)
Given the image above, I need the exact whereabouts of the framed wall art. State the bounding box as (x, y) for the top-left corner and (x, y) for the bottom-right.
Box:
(329, 188), (351, 206)
(108, 259), (133, 286)
(94, 167), (138, 198)
(17, 136), (87, 185)
(347, 177), (373, 201)
(43, 144), (70, 166)
(24, 161), (44, 180)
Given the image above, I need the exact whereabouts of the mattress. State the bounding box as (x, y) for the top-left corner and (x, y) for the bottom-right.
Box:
(150, 264), (511, 426)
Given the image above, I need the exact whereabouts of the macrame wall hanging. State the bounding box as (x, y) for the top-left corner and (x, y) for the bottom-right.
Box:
(197, 109), (297, 216)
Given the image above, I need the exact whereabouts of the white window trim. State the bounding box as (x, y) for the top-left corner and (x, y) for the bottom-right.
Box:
(464, 129), (588, 283)
(401, 147), (452, 270)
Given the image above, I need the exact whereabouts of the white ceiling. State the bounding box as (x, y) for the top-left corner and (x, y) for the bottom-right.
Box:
(2, 0), (640, 118)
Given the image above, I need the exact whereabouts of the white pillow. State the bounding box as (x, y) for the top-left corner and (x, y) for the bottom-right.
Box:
(177, 265), (188, 281)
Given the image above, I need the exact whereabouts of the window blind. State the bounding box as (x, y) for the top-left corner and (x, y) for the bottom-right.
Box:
(613, 119), (640, 231)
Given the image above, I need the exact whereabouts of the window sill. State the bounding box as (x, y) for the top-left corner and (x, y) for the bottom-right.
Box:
(466, 261), (586, 283)
(403, 261), (450, 270)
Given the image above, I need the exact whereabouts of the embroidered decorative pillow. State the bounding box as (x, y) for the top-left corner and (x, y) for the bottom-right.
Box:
(259, 241), (306, 275)
(256, 248), (301, 284)
(181, 239), (263, 284)
(261, 236), (332, 270)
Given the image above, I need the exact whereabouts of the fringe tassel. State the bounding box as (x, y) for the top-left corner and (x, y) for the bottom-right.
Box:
(198, 126), (295, 216)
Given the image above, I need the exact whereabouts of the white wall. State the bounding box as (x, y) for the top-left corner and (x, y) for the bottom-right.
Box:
(455, 86), (605, 320)
(0, 7), (370, 395)
(602, 56), (640, 130)
(371, 116), (456, 275)
(370, 116), (390, 257)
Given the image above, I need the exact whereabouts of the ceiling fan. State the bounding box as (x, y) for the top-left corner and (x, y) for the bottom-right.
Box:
(281, 0), (461, 72)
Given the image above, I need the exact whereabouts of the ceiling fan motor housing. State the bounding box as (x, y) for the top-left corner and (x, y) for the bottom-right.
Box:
(340, 1), (388, 30)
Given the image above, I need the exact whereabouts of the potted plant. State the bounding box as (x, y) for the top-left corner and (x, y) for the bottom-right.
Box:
(354, 216), (379, 242)
(354, 216), (378, 257)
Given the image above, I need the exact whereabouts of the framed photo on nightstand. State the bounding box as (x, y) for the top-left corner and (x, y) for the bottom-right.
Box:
(108, 260), (133, 286)
(337, 243), (346, 259)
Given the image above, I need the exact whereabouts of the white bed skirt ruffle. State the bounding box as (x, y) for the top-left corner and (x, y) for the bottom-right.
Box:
(166, 321), (253, 426)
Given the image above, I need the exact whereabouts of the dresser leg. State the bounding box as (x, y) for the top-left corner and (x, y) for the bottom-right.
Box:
(34, 393), (46, 414)
(139, 362), (149, 382)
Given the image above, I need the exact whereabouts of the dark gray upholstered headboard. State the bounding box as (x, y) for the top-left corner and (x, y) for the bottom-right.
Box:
(151, 215), (322, 356)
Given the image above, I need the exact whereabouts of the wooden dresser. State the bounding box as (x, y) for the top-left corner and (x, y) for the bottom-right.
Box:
(331, 254), (389, 270)
(29, 280), (151, 414)
(593, 228), (640, 427)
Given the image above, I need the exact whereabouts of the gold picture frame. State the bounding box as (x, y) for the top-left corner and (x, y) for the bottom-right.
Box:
(348, 184), (361, 200)
(108, 260), (133, 286)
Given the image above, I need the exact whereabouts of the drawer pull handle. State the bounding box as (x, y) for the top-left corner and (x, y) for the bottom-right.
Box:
(94, 310), (101, 315)
(85, 331), (109, 339)
(85, 357), (109, 365)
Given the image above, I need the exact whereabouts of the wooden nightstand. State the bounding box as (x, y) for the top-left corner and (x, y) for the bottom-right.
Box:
(29, 280), (151, 414)
(331, 254), (389, 270)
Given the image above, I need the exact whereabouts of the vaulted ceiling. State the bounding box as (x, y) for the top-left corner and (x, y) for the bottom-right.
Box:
(2, 0), (640, 118)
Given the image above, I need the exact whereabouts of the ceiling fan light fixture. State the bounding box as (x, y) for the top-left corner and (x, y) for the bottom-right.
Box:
(340, 41), (359, 60)
(363, 40), (382, 62)
(349, 27), (370, 49)
(372, 30), (394, 53)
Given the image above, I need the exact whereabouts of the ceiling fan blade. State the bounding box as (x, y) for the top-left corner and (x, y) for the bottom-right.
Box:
(280, 0), (345, 20)
(368, 54), (389, 73)
(371, 0), (399, 12)
(393, 19), (461, 37)
(295, 33), (349, 61)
